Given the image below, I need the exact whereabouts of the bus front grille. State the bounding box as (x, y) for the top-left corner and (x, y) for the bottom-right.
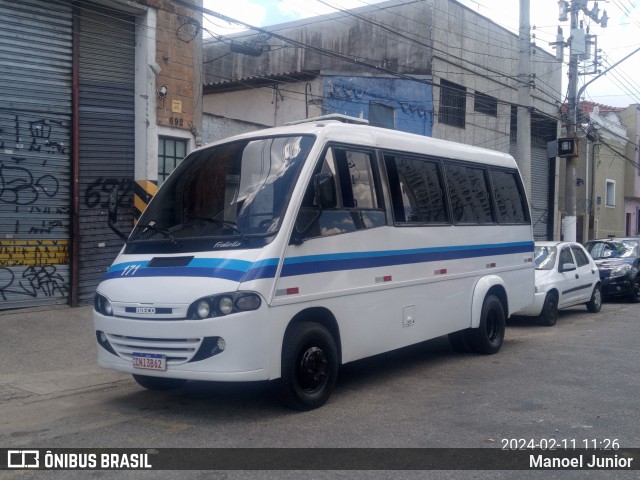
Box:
(105, 333), (201, 365)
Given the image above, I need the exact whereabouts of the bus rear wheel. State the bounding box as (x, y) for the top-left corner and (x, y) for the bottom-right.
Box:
(273, 322), (339, 411)
(469, 295), (505, 355)
(132, 374), (187, 391)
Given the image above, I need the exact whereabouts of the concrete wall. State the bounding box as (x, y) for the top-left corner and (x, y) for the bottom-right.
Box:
(202, 114), (267, 145)
(322, 75), (433, 136)
(202, 0), (560, 143)
(202, 0), (433, 83)
(590, 145), (626, 238)
(620, 104), (640, 236)
(430, 0), (561, 150)
(202, 78), (323, 127)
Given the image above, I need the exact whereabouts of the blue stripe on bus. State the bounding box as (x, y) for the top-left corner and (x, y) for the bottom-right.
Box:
(280, 242), (533, 277)
(102, 241), (533, 282)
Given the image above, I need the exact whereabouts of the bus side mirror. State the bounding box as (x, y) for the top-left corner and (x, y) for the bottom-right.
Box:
(291, 173), (337, 245)
(314, 172), (337, 210)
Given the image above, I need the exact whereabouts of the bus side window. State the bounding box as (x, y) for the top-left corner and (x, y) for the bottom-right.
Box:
(384, 155), (449, 224)
(490, 168), (529, 224)
(444, 163), (495, 224)
(295, 147), (385, 240)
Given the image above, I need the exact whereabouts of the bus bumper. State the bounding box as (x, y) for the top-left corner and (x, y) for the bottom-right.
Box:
(93, 309), (271, 382)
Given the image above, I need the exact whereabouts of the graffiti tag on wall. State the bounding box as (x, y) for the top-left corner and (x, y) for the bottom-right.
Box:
(0, 240), (69, 267)
(0, 266), (69, 301)
(1, 111), (70, 305)
(0, 160), (60, 205)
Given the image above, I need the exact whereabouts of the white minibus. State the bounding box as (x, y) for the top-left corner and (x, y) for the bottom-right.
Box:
(94, 116), (534, 410)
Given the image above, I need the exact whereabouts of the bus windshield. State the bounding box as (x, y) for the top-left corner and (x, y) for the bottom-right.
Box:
(128, 135), (315, 251)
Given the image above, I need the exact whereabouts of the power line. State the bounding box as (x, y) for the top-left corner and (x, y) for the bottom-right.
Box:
(199, 1), (563, 113)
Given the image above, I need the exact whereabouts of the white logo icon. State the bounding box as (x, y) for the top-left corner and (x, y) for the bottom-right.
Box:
(7, 450), (39, 468)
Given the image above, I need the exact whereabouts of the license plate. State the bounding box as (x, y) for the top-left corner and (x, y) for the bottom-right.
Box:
(132, 352), (166, 371)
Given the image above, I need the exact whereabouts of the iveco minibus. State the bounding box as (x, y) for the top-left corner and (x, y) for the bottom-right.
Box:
(93, 116), (534, 410)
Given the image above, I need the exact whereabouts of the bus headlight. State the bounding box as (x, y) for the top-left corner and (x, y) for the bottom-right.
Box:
(236, 294), (261, 311)
(217, 296), (234, 315)
(94, 293), (113, 316)
(188, 292), (262, 319)
(195, 300), (211, 319)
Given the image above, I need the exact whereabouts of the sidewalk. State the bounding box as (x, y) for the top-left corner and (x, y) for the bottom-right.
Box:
(0, 305), (128, 402)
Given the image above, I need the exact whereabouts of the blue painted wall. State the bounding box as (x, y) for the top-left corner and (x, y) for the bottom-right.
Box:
(322, 76), (433, 137)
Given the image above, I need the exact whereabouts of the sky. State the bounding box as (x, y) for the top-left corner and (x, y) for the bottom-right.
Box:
(202, 0), (640, 108)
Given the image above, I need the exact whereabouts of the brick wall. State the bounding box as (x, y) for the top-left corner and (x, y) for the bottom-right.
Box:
(146, 0), (200, 133)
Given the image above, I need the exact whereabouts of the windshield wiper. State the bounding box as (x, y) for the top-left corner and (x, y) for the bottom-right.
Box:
(185, 215), (246, 241)
(136, 223), (179, 245)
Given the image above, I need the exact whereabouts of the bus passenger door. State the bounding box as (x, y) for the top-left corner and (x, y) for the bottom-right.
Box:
(279, 145), (390, 358)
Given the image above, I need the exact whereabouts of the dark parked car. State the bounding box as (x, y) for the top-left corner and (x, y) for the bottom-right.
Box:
(584, 237), (640, 302)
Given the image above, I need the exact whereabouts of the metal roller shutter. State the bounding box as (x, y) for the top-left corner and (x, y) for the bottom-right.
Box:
(0, 0), (72, 309)
(77, 4), (135, 304)
(510, 141), (551, 241)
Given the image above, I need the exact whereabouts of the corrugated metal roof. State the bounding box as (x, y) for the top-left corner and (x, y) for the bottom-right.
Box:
(203, 70), (320, 93)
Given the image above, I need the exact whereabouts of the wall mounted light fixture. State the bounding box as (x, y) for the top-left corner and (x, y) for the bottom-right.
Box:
(158, 85), (168, 98)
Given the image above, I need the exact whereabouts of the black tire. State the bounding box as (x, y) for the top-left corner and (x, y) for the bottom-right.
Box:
(469, 295), (506, 355)
(538, 292), (558, 327)
(586, 284), (602, 313)
(631, 277), (640, 304)
(448, 329), (473, 353)
(132, 374), (187, 391)
(272, 322), (339, 411)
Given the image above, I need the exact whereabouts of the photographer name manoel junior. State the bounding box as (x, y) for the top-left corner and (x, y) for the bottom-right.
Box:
(530, 453), (634, 469)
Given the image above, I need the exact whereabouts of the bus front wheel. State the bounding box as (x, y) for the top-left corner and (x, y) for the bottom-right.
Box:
(273, 322), (339, 410)
(469, 295), (505, 355)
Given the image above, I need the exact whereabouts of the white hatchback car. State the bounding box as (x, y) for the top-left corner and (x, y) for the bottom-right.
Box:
(515, 241), (602, 326)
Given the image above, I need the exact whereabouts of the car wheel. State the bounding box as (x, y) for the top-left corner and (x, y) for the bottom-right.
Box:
(538, 292), (558, 326)
(448, 329), (473, 353)
(586, 284), (602, 313)
(272, 322), (339, 410)
(132, 374), (187, 391)
(468, 295), (505, 355)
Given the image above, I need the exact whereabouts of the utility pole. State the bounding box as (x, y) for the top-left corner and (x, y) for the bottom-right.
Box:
(564, 1), (580, 243)
(518, 0), (532, 199)
(553, 0), (608, 242)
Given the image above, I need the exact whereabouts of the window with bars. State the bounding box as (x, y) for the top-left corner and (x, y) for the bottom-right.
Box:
(158, 137), (187, 186)
(439, 79), (466, 128)
(474, 91), (498, 117)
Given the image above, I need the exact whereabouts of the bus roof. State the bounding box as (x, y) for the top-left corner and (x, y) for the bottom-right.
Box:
(198, 120), (518, 169)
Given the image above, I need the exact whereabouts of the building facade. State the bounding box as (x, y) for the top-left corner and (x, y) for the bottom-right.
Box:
(201, 0), (561, 241)
(559, 103), (628, 242)
(0, 0), (203, 309)
(620, 104), (640, 237)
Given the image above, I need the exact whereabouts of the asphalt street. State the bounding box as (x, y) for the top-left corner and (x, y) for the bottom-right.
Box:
(0, 300), (639, 479)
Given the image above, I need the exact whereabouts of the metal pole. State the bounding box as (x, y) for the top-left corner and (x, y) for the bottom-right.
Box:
(70, 2), (80, 307)
(564, 1), (579, 242)
(517, 0), (532, 200)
